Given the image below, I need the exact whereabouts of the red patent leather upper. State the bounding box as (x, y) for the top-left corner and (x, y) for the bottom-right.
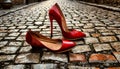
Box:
(56, 39), (76, 52)
(26, 30), (76, 53)
(49, 3), (86, 40)
(63, 29), (86, 39)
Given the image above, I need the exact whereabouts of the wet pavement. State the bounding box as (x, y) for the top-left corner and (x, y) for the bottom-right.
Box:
(0, 0), (120, 69)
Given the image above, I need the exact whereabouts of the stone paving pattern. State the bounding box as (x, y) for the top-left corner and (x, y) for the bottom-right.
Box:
(0, 0), (120, 69)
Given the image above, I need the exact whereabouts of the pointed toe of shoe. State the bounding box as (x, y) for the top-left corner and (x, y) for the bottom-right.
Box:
(63, 29), (86, 40)
(77, 31), (86, 38)
(62, 40), (76, 49)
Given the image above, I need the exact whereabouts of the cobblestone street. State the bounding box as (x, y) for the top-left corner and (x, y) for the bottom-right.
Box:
(0, 0), (120, 69)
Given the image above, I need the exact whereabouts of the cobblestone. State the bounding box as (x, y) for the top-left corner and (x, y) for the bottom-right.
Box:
(91, 33), (101, 37)
(4, 65), (25, 69)
(15, 53), (40, 63)
(99, 36), (117, 43)
(0, 47), (19, 54)
(113, 52), (120, 63)
(89, 54), (117, 63)
(117, 35), (120, 40)
(93, 43), (112, 52)
(4, 37), (16, 40)
(112, 30), (120, 34)
(111, 42), (120, 52)
(42, 52), (68, 62)
(85, 37), (99, 44)
(0, 41), (8, 47)
(32, 64), (57, 69)
(16, 36), (25, 41)
(72, 45), (91, 53)
(68, 65), (99, 69)
(19, 46), (32, 53)
(0, 55), (15, 62)
(82, 29), (95, 32)
(0, 0), (120, 68)
(9, 41), (22, 46)
(8, 33), (20, 37)
(69, 53), (87, 62)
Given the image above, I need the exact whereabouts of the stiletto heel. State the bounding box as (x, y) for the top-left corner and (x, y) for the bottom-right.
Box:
(26, 30), (76, 53)
(49, 3), (86, 40)
(49, 15), (54, 38)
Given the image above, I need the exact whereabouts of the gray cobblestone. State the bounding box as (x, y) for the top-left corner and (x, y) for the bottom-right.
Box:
(72, 45), (91, 53)
(19, 46), (32, 53)
(0, 0), (120, 68)
(35, 22), (43, 25)
(101, 32), (115, 36)
(93, 43), (112, 52)
(113, 52), (120, 63)
(0, 41), (8, 47)
(0, 47), (19, 54)
(28, 26), (38, 29)
(8, 33), (20, 37)
(16, 36), (25, 41)
(8, 29), (19, 32)
(82, 29), (95, 32)
(9, 41), (22, 46)
(42, 52), (68, 62)
(4, 37), (16, 40)
(32, 64), (57, 69)
(85, 37), (99, 44)
(111, 42), (120, 52)
(0, 55), (15, 62)
(8, 27), (16, 29)
(112, 30), (120, 34)
(0, 33), (7, 37)
(15, 53), (40, 63)
(117, 35), (120, 40)
(17, 26), (27, 29)
(4, 65), (25, 69)
(99, 36), (117, 43)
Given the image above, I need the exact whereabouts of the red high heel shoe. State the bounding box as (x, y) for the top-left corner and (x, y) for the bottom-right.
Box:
(49, 3), (86, 40)
(25, 30), (76, 53)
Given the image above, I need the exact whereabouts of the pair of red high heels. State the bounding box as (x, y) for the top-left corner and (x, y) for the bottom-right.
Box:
(26, 3), (86, 53)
